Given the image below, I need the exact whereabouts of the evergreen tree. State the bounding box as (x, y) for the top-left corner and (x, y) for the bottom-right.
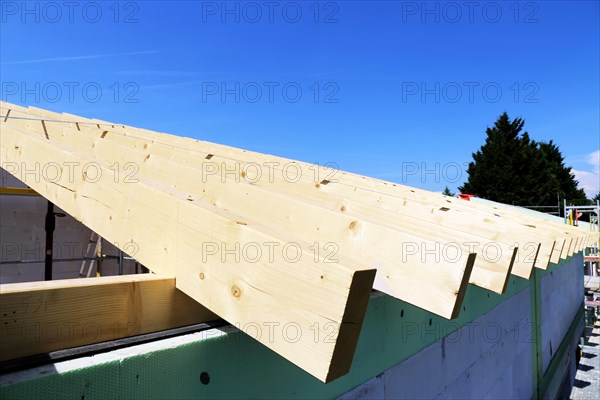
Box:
(459, 112), (587, 206)
(442, 186), (455, 197)
(537, 141), (588, 205)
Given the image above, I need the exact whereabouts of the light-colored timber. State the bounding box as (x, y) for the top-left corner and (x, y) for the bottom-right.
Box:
(10, 115), (501, 295)
(0, 102), (593, 382)
(2, 105), (477, 317)
(0, 119), (377, 383)
(42, 107), (586, 262)
(0, 274), (217, 362)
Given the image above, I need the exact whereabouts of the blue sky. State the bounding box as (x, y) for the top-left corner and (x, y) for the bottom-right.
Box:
(1, 0), (599, 198)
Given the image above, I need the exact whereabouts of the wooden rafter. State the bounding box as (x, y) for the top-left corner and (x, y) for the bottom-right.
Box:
(0, 113), (376, 383)
(0, 102), (595, 382)
(3, 105), (475, 319)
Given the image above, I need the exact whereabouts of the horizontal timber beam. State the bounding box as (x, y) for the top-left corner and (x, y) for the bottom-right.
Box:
(0, 187), (38, 196)
(0, 274), (217, 362)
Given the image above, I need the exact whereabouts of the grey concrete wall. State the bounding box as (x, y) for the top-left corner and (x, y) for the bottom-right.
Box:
(1, 168), (137, 283)
(339, 255), (584, 400)
(339, 287), (534, 400)
(540, 253), (584, 373)
(543, 316), (583, 400)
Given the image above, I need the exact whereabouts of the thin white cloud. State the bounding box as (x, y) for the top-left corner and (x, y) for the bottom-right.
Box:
(1, 50), (158, 65)
(587, 149), (600, 170)
(140, 81), (204, 90)
(573, 149), (600, 198)
(114, 70), (209, 77)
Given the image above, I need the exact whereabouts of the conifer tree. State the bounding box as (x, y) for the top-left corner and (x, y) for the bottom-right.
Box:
(459, 113), (587, 206)
(442, 186), (455, 197)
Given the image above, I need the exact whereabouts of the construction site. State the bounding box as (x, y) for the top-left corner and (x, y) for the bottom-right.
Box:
(0, 101), (598, 399)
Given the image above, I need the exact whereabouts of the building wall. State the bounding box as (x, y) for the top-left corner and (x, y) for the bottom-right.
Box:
(339, 287), (534, 400)
(339, 255), (584, 400)
(540, 257), (584, 373)
(0, 255), (584, 400)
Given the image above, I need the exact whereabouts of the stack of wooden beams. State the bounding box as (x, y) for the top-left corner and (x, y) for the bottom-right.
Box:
(0, 101), (595, 382)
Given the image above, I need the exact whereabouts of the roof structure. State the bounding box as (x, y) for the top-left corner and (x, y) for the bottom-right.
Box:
(0, 101), (596, 382)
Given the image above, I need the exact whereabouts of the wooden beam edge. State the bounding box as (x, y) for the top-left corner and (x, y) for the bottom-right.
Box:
(325, 268), (377, 382)
(450, 253), (477, 319)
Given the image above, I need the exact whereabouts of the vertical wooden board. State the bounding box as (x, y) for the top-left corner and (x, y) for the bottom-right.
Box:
(582, 235), (590, 250)
(571, 236), (580, 255)
(580, 234), (590, 251)
(551, 239), (565, 263)
(567, 235), (576, 257)
(561, 237), (573, 259)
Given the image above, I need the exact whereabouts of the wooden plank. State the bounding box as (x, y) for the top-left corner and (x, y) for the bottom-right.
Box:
(569, 236), (578, 256)
(26, 118), (493, 297)
(115, 123), (588, 254)
(0, 274), (217, 362)
(588, 234), (599, 248)
(52, 112), (569, 269)
(63, 119), (544, 278)
(0, 187), (38, 196)
(0, 122), (376, 382)
(25, 103), (581, 249)
(8, 105), (585, 273)
(3, 109), (478, 313)
(28, 102), (594, 249)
